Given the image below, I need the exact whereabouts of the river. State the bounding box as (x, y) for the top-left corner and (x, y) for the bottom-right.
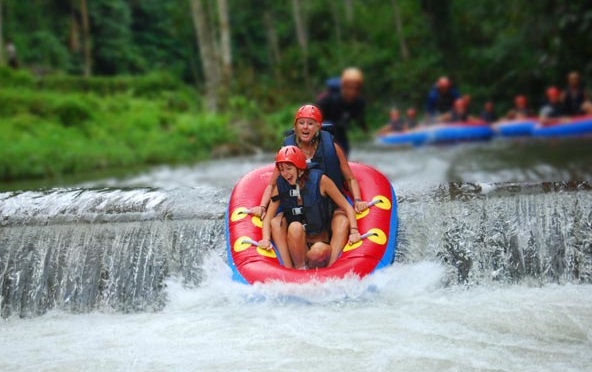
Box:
(1, 137), (592, 371)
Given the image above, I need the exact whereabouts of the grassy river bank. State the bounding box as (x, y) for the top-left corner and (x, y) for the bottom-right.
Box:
(0, 68), (294, 185)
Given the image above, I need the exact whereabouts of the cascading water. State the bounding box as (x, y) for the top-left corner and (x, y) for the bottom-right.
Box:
(2, 182), (591, 318)
(2, 140), (592, 371)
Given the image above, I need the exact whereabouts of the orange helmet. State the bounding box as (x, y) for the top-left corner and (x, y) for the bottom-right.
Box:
(294, 104), (323, 124)
(454, 98), (466, 110)
(275, 146), (307, 170)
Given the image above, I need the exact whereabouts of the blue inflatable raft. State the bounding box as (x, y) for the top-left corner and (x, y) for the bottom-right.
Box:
(377, 122), (494, 147)
(493, 119), (538, 137)
(532, 117), (592, 137)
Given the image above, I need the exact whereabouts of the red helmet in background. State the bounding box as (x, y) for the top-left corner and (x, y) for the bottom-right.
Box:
(515, 95), (527, 107)
(454, 98), (466, 110)
(294, 104), (323, 124)
(275, 146), (307, 170)
(406, 108), (417, 117)
(546, 86), (560, 99)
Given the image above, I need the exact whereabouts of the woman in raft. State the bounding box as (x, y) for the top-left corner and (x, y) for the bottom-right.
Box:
(258, 146), (361, 269)
(251, 104), (368, 267)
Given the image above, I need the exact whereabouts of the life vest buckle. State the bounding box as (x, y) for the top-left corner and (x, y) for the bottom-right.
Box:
(291, 207), (304, 216)
(289, 189), (300, 197)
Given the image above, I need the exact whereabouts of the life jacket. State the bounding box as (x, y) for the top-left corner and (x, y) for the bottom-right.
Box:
(389, 119), (405, 132)
(435, 91), (455, 114)
(480, 110), (497, 123)
(563, 88), (585, 116)
(283, 130), (344, 190)
(274, 169), (330, 235)
(406, 119), (418, 129)
(450, 110), (468, 122)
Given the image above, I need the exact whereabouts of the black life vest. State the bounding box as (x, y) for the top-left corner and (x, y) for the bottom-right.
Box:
(450, 110), (468, 122)
(283, 131), (344, 191)
(435, 91), (455, 114)
(389, 119), (405, 132)
(274, 169), (330, 235)
(563, 88), (585, 116)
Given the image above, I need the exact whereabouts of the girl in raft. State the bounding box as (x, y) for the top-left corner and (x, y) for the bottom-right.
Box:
(251, 104), (368, 267)
(258, 146), (361, 269)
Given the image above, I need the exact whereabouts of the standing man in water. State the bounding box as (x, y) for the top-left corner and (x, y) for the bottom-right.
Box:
(316, 67), (367, 157)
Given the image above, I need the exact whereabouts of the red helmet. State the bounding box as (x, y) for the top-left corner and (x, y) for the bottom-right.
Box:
(406, 108), (417, 117)
(275, 146), (307, 170)
(546, 86), (560, 99)
(294, 104), (323, 124)
(515, 95), (527, 107)
(454, 98), (466, 110)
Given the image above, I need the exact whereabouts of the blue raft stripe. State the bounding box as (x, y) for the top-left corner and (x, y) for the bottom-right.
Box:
(375, 180), (398, 270)
(377, 124), (493, 147)
(224, 206), (249, 284)
(533, 118), (592, 137)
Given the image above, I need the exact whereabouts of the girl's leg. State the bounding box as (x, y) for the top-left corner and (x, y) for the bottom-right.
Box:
(270, 213), (292, 268)
(328, 209), (349, 266)
(307, 242), (331, 269)
(286, 222), (307, 269)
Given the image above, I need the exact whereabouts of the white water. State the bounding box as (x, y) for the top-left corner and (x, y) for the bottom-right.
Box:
(2, 257), (591, 371)
(2, 143), (592, 371)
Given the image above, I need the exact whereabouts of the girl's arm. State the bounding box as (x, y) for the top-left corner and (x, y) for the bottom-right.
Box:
(258, 187), (280, 250)
(336, 144), (368, 213)
(251, 167), (280, 219)
(321, 175), (361, 244)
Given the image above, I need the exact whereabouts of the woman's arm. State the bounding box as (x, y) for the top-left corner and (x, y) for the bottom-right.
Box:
(321, 176), (361, 244)
(258, 187), (280, 250)
(251, 167), (280, 219)
(336, 144), (368, 213)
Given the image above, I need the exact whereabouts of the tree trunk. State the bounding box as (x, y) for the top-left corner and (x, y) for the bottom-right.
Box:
(80, 0), (92, 77)
(421, 0), (454, 69)
(0, 0), (4, 66)
(263, 8), (282, 84)
(330, 1), (343, 68)
(69, 3), (80, 52)
(190, 0), (221, 112)
(216, 0), (232, 83)
(392, 0), (409, 61)
(291, 0), (309, 87)
(343, 0), (353, 24)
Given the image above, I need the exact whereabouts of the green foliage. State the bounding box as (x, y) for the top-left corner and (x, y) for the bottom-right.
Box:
(0, 69), (242, 181)
(2, 0), (592, 182)
(24, 31), (71, 70)
(89, 0), (139, 74)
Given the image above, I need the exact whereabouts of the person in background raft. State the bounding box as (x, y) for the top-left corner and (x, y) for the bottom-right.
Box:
(376, 108), (405, 135)
(251, 105), (368, 267)
(561, 71), (588, 116)
(480, 101), (497, 124)
(505, 95), (532, 120)
(426, 76), (460, 119)
(405, 108), (418, 129)
(316, 67), (368, 157)
(438, 98), (472, 123)
(539, 86), (566, 124)
(258, 146), (361, 269)
(6, 39), (18, 69)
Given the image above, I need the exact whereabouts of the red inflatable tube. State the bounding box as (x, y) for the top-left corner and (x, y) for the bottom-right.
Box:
(225, 163), (398, 284)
